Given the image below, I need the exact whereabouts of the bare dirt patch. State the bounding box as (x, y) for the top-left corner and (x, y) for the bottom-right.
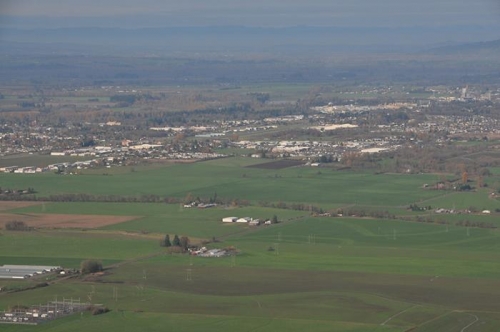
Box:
(0, 201), (43, 212)
(245, 159), (305, 169)
(0, 213), (137, 229)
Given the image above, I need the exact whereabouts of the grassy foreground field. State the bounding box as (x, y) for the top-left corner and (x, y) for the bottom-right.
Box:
(1, 159), (500, 331)
(1, 217), (500, 331)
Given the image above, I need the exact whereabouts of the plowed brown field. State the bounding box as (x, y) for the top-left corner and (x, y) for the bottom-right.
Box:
(0, 201), (43, 211)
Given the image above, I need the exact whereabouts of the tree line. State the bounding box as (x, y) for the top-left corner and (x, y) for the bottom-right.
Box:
(160, 234), (190, 252)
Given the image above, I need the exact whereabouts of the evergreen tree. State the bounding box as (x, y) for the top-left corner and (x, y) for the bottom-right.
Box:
(173, 234), (181, 246)
(164, 234), (171, 247)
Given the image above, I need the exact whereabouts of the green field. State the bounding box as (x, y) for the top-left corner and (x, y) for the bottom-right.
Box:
(0, 230), (160, 268)
(0, 157), (448, 208)
(1, 159), (500, 331)
(10, 202), (306, 237)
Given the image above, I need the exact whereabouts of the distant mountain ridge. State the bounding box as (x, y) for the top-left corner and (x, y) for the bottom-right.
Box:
(429, 39), (500, 54)
(1, 25), (498, 56)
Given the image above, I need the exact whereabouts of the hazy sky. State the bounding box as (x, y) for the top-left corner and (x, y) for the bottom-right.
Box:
(1, 0), (500, 28)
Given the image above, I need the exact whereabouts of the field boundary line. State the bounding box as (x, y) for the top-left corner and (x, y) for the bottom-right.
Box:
(460, 314), (479, 332)
(415, 310), (482, 331)
(409, 309), (454, 330)
(380, 304), (420, 326)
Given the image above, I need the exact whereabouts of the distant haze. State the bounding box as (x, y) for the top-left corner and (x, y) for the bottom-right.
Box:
(1, 0), (500, 28)
(0, 0), (499, 56)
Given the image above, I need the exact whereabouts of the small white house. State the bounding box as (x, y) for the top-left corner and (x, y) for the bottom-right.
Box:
(236, 217), (251, 223)
(482, 210), (491, 214)
(222, 217), (238, 223)
(249, 219), (261, 226)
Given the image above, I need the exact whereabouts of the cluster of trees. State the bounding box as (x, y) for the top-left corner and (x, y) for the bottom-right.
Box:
(80, 260), (103, 274)
(110, 94), (136, 104)
(455, 220), (496, 229)
(0, 194), (38, 202)
(17, 101), (36, 108)
(341, 151), (383, 169)
(32, 101), (302, 129)
(247, 92), (270, 104)
(380, 143), (498, 176)
(0, 190), (305, 216)
(3, 193), (182, 204)
(404, 216), (450, 225)
(258, 200), (323, 214)
(313, 155), (335, 163)
(5, 221), (30, 231)
(457, 184), (472, 191)
(160, 234), (190, 251)
(338, 208), (395, 219)
(405, 215), (497, 229)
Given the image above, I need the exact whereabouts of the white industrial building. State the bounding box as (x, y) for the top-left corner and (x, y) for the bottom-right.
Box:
(0, 265), (61, 279)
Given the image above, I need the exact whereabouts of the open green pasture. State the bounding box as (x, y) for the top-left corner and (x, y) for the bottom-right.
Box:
(106, 258), (500, 310)
(2, 159), (500, 331)
(0, 230), (160, 268)
(0, 274), (455, 332)
(132, 217), (500, 279)
(0, 158), (446, 208)
(418, 189), (500, 211)
(3, 215), (500, 331)
(227, 218), (500, 278)
(0, 311), (406, 332)
(0, 282), (413, 332)
(2, 216), (500, 330)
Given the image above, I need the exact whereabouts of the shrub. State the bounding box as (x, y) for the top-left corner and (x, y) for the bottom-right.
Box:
(80, 260), (103, 274)
(5, 221), (30, 231)
(91, 307), (110, 315)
